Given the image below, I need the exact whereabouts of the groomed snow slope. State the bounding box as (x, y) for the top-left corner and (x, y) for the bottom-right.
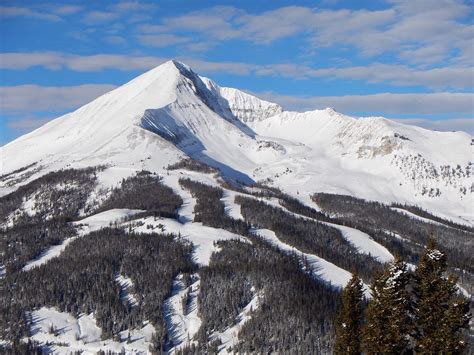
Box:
(29, 307), (155, 354)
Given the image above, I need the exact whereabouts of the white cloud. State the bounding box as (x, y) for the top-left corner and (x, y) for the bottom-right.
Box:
(0, 5), (61, 21)
(1, 52), (472, 89)
(51, 5), (83, 15)
(79, 1), (158, 25)
(159, 6), (243, 41)
(2, 2), (471, 66)
(0, 52), (66, 70)
(7, 117), (53, 130)
(82, 10), (120, 24)
(138, 24), (168, 33)
(254, 63), (473, 89)
(0, 53), (258, 76)
(136, 2), (471, 66)
(105, 35), (127, 45)
(113, 1), (157, 12)
(392, 118), (474, 134)
(255, 91), (474, 115)
(0, 84), (117, 112)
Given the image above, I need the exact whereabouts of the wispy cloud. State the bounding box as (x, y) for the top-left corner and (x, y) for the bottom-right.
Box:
(2, 2), (471, 67)
(256, 63), (474, 89)
(80, 1), (158, 25)
(50, 5), (83, 15)
(113, 1), (156, 12)
(82, 10), (120, 25)
(0, 53), (257, 76)
(0, 5), (61, 22)
(256, 91), (474, 115)
(392, 118), (474, 134)
(0, 84), (117, 112)
(104, 35), (127, 45)
(1, 52), (472, 90)
(135, 1), (471, 66)
(7, 117), (53, 130)
(0, 4), (84, 21)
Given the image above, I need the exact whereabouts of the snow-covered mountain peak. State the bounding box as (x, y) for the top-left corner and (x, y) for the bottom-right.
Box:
(1, 60), (472, 223)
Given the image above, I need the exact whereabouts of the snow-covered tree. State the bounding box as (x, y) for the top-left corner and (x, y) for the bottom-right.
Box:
(334, 273), (364, 354)
(414, 238), (470, 353)
(363, 257), (413, 354)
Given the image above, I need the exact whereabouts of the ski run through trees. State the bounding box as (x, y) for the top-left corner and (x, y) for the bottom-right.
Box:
(1, 165), (472, 354)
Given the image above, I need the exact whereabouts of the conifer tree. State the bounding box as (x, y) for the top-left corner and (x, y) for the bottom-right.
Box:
(414, 237), (470, 353)
(363, 257), (413, 354)
(334, 273), (364, 355)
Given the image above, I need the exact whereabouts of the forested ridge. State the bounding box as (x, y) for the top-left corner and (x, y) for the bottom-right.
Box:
(0, 167), (100, 274)
(235, 195), (382, 282)
(1, 229), (195, 346)
(313, 193), (474, 285)
(198, 238), (340, 353)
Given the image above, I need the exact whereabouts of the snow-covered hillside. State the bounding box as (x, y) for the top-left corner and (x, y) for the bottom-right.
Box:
(1, 60), (472, 223)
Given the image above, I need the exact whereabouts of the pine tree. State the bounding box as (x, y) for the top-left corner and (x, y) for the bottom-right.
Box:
(363, 257), (413, 354)
(334, 273), (364, 355)
(414, 237), (470, 353)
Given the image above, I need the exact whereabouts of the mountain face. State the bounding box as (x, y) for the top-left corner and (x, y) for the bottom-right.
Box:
(0, 60), (473, 353)
(1, 60), (472, 223)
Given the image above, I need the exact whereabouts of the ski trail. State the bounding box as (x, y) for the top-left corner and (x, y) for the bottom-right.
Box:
(252, 228), (370, 295)
(211, 291), (262, 354)
(115, 273), (139, 308)
(164, 273), (202, 352)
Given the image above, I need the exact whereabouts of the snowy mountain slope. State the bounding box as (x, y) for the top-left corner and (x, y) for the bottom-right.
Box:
(248, 108), (473, 222)
(0, 60), (472, 223)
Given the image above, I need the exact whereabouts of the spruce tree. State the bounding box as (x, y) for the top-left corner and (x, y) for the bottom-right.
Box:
(334, 273), (364, 355)
(414, 238), (470, 353)
(363, 257), (413, 354)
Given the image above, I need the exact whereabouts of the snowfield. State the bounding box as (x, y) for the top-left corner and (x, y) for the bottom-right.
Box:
(28, 307), (155, 354)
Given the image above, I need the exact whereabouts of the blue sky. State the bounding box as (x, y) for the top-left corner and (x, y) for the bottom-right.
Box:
(1, 0), (473, 145)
